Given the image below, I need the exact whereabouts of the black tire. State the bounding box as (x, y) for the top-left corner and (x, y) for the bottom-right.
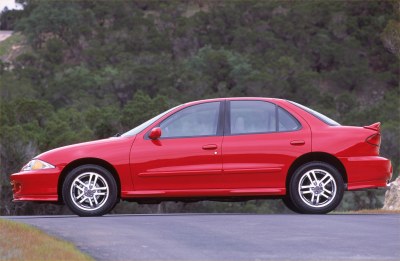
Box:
(62, 164), (118, 217)
(282, 196), (301, 213)
(288, 161), (344, 214)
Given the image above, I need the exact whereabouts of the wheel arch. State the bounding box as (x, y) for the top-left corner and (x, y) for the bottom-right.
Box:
(58, 158), (121, 203)
(286, 152), (347, 191)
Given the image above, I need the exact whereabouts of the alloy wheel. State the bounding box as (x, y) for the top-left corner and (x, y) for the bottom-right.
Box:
(297, 169), (337, 208)
(70, 172), (109, 211)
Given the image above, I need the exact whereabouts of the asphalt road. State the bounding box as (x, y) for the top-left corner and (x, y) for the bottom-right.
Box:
(4, 214), (400, 260)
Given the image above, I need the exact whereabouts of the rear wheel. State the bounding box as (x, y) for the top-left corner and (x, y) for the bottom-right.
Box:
(62, 164), (118, 217)
(288, 161), (344, 214)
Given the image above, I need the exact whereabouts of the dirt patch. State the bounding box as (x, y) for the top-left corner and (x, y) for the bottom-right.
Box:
(0, 32), (27, 63)
(0, 31), (13, 42)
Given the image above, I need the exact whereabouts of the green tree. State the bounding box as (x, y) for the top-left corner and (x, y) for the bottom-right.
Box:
(0, 0), (398, 215)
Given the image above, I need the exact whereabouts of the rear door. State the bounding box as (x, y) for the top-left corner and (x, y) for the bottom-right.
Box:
(221, 100), (311, 189)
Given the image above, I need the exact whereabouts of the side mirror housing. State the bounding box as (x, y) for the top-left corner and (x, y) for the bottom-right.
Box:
(149, 127), (161, 140)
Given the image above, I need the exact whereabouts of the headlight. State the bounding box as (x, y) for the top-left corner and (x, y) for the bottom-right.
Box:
(21, 159), (55, 171)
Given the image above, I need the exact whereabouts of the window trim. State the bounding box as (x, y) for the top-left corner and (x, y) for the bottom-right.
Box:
(144, 101), (224, 140)
(225, 100), (302, 136)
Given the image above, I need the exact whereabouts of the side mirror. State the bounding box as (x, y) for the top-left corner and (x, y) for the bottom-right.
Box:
(149, 127), (161, 140)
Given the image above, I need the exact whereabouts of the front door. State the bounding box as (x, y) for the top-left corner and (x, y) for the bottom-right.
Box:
(130, 101), (225, 190)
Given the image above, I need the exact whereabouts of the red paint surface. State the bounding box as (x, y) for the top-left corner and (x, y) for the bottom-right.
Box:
(10, 98), (392, 202)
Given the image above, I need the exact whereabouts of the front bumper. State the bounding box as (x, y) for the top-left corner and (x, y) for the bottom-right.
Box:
(10, 169), (60, 202)
(340, 156), (392, 191)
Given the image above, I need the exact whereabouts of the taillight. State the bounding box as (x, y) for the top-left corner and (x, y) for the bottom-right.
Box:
(366, 133), (381, 146)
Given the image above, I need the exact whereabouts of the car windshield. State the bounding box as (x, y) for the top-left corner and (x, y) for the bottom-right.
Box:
(121, 105), (182, 137)
(288, 100), (340, 126)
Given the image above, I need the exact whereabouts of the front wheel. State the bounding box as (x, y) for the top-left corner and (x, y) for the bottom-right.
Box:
(282, 196), (301, 213)
(288, 161), (344, 214)
(62, 164), (118, 217)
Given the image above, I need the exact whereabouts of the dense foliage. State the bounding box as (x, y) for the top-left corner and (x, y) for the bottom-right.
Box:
(0, 0), (399, 215)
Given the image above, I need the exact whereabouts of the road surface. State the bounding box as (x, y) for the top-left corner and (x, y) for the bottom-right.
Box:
(4, 214), (400, 260)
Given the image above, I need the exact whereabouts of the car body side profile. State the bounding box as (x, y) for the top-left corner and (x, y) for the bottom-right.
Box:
(10, 98), (392, 216)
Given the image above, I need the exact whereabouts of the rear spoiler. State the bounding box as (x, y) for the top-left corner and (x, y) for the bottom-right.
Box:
(363, 122), (380, 131)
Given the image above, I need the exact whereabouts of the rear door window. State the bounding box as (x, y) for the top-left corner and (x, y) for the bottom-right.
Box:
(229, 100), (301, 135)
(278, 107), (301, 131)
(230, 101), (276, 134)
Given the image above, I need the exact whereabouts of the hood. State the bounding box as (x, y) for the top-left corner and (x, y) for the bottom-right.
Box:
(35, 135), (136, 166)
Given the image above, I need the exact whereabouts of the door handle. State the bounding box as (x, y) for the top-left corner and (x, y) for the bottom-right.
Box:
(202, 144), (218, 150)
(290, 140), (305, 146)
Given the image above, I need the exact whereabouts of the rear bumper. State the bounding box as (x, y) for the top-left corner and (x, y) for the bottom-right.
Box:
(10, 169), (60, 202)
(340, 156), (392, 191)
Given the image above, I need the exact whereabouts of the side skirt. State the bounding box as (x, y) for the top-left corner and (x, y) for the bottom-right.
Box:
(121, 187), (286, 203)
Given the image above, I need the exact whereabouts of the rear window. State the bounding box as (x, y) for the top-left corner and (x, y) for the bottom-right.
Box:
(288, 100), (340, 126)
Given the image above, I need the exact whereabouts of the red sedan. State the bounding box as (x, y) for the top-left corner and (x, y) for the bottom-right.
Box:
(10, 98), (392, 216)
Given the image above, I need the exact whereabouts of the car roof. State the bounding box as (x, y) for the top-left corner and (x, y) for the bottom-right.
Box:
(183, 97), (285, 106)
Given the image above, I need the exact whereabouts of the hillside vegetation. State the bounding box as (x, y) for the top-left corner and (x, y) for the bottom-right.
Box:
(0, 0), (399, 215)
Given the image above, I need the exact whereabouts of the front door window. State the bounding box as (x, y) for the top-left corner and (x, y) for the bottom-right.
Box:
(160, 102), (220, 138)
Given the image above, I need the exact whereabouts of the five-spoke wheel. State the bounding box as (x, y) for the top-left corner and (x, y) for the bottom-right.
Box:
(63, 164), (118, 216)
(287, 161), (344, 214)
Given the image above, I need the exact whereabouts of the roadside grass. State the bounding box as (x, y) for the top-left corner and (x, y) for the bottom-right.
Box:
(333, 209), (400, 214)
(0, 219), (93, 261)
